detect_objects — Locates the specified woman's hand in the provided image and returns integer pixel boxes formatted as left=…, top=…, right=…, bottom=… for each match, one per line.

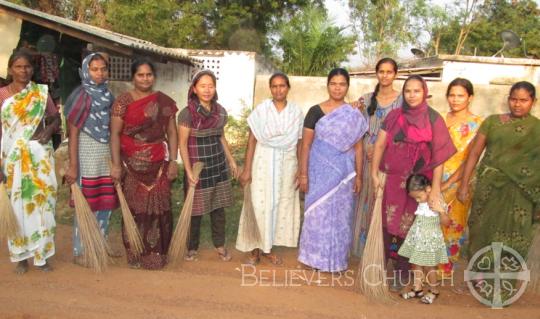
left=353, top=176, right=362, bottom=193
left=32, top=127, right=54, bottom=145
left=457, top=184, right=470, bottom=203
left=110, top=165, right=122, bottom=184
left=366, top=145, right=374, bottom=162
left=371, top=172, right=381, bottom=190
left=441, top=180, right=450, bottom=192
left=64, top=165, right=78, bottom=185
left=428, top=190, right=442, bottom=208
left=350, top=98, right=366, bottom=111
left=186, top=169, right=199, bottom=187
left=229, top=159, right=239, bottom=179
left=238, top=168, right=251, bottom=188
left=298, top=175, right=309, bottom=193
left=167, top=161, right=178, bottom=181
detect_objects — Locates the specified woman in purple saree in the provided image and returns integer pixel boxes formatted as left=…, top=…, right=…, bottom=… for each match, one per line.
left=298, top=68, right=368, bottom=272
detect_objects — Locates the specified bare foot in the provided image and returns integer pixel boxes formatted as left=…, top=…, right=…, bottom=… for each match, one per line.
left=14, top=260, right=28, bottom=275
left=37, top=261, right=53, bottom=272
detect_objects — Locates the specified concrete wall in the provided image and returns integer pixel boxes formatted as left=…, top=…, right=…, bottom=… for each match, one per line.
left=0, top=12, right=22, bottom=78
left=442, top=61, right=540, bottom=85
left=254, top=75, right=540, bottom=118
left=191, top=51, right=256, bottom=117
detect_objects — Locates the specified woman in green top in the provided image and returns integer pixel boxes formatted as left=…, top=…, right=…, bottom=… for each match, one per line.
left=458, top=81, right=539, bottom=258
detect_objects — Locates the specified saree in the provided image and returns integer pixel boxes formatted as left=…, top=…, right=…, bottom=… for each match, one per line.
left=113, top=91, right=177, bottom=269
left=379, top=78, right=456, bottom=274
left=64, top=53, right=118, bottom=256
left=298, top=104, right=367, bottom=272
left=236, top=99, right=303, bottom=253
left=439, top=113, right=482, bottom=276
left=468, top=114, right=540, bottom=258
left=0, top=82, right=57, bottom=266
left=352, top=93, right=402, bottom=257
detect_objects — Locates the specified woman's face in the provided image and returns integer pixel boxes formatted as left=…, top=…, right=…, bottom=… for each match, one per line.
left=403, top=79, right=425, bottom=107
left=270, top=76, right=289, bottom=103
left=8, top=57, right=33, bottom=84
left=508, top=88, right=535, bottom=118
left=327, top=74, right=348, bottom=101
left=88, top=58, right=108, bottom=85
left=132, top=64, right=155, bottom=92
left=193, top=74, right=216, bottom=105
left=447, top=85, right=472, bottom=113
left=376, top=62, right=397, bottom=87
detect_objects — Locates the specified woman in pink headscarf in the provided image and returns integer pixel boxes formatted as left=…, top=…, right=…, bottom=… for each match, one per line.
left=370, top=75, right=456, bottom=290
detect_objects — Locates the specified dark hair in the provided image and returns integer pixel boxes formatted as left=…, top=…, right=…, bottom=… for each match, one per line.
left=406, top=174, right=431, bottom=193
left=6, top=51, right=33, bottom=83
left=88, top=53, right=108, bottom=67
left=269, top=72, right=290, bottom=88
left=368, top=58, right=398, bottom=116
left=8, top=51, right=32, bottom=69
left=192, top=70, right=217, bottom=87
left=130, top=58, right=156, bottom=79
left=446, top=77, right=474, bottom=97
left=509, top=81, right=536, bottom=100
left=327, top=67, right=350, bottom=86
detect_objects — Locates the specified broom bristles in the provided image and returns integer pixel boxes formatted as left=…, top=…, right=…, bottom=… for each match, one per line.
left=168, top=162, right=205, bottom=266
left=0, top=182, right=20, bottom=239
left=356, top=172, right=396, bottom=303
left=71, top=183, right=111, bottom=272
left=527, top=226, right=540, bottom=294
left=239, top=183, right=262, bottom=245
left=115, top=184, right=144, bottom=257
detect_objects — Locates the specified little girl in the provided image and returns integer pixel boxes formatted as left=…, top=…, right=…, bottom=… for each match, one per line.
left=398, top=174, right=450, bottom=304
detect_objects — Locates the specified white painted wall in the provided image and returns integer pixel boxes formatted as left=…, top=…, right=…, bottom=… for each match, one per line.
left=0, top=12, right=22, bottom=78
left=441, top=61, right=540, bottom=85
left=191, top=51, right=256, bottom=117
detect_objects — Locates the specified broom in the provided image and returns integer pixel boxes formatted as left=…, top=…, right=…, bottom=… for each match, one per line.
left=0, top=182, right=20, bottom=239
left=527, top=225, right=540, bottom=294
left=168, top=162, right=205, bottom=266
left=115, top=183, right=144, bottom=258
left=238, top=182, right=262, bottom=245
left=356, top=172, right=396, bottom=303
left=71, top=183, right=111, bottom=272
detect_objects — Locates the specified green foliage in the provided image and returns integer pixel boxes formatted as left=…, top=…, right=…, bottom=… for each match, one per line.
left=348, top=0, right=416, bottom=63
left=276, top=5, right=356, bottom=76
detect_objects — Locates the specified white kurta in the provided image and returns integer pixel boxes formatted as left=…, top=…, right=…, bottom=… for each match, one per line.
left=236, top=99, right=303, bottom=253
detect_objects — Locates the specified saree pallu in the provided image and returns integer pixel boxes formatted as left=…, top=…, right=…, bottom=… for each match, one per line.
left=116, top=92, right=177, bottom=270
left=298, top=105, right=367, bottom=272
left=468, top=115, right=540, bottom=259
left=439, top=114, right=482, bottom=276
left=1, top=82, right=56, bottom=266
left=352, top=93, right=401, bottom=257
left=236, top=99, right=303, bottom=253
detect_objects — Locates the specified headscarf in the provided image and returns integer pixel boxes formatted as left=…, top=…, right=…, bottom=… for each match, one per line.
left=187, top=70, right=222, bottom=130
left=383, top=75, right=456, bottom=171
left=63, top=53, right=113, bottom=143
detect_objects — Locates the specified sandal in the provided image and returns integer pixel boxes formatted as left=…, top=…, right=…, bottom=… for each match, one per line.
left=184, top=250, right=199, bottom=262
left=245, top=249, right=260, bottom=265
left=401, top=288, right=424, bottom=300
left=262, top=253, right=283, bottom=266
left=216, top=247, right=232, bottom=262
left=420, top=290, right=439, bottom=304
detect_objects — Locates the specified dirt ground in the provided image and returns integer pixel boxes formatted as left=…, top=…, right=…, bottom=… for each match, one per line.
left=0, top=224, right=539, bottom=319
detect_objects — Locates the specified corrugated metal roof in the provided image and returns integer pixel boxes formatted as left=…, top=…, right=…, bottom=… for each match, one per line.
left=0, top=0, right=193, bottom=65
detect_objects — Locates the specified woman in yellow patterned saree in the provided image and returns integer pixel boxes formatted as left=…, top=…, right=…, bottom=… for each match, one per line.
left=439, top=78, right=482, bottom=277
left=0, top=52, right=60, bottom=274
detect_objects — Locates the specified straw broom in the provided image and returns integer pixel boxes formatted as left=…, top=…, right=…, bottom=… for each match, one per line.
left=115, top=183, right=144, bottom=257
left=356, top=172, right=396, bottom=303
left=238, top=182, right=262, bottom=245
left=168, top=162, right=205, bottom=266
left=527, top=225, right=540, bottom=294
left=0, top=182, right=20, bottom=239
left=71, top=183, right=111, bottom=272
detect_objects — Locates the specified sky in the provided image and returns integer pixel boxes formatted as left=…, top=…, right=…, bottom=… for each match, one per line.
left=324, top=0, right=540, bottom=67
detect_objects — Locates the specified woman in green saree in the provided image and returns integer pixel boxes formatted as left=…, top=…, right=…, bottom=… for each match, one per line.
left=458, top=81, right=539, bottom=259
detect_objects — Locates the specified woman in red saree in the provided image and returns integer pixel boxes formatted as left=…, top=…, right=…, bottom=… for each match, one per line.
left=110, top=59, right=178, bottom=270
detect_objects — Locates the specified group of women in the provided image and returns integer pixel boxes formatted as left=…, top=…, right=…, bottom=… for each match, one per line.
left=1, top=51, right=538, bottom=299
